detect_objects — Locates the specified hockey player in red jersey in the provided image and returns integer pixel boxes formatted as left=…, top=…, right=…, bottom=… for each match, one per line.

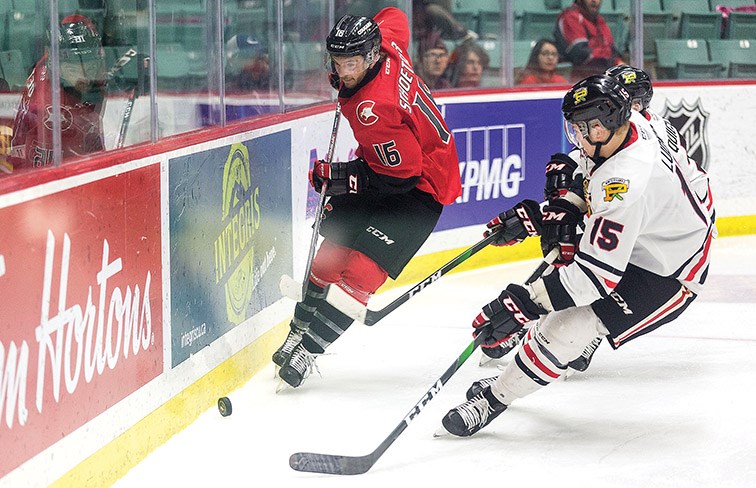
left=6, top=14, right=106, bottom=174
left=441, top=75, right=716, bottom=437
left=273, top=7, right=462, bottom=388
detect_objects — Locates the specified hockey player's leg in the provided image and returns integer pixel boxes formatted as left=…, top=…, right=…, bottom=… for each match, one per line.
left=272, top=280, right=326, bottom=367
left=278, top=247, right=387, bottom=388
left=443, top=306, right=608, bottom=436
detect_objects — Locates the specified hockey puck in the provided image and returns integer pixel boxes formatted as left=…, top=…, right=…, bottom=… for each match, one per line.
left=218, top=397, right=232, bottom=417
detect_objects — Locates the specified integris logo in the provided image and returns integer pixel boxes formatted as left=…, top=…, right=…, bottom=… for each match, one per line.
left=213, top=143, right=261, bottom=325
left=662, top=98, right=710, bottom=171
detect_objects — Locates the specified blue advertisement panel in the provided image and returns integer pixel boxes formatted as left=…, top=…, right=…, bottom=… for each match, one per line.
left=169, top=132, right=293, bottom=367
left=436, top=98, right=567, bottom=231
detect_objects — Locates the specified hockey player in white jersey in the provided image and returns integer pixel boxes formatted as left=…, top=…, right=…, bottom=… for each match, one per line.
left=441, top=74, right=717, bottom=437
left=606, top=64, right=713, bottom=215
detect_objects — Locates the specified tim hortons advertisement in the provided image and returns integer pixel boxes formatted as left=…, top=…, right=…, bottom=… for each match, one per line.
left=0, top=164, right=163, bottom=478
left=436, top=97, right=566, bottom=231
left=168, top=132, right=293, bottom=367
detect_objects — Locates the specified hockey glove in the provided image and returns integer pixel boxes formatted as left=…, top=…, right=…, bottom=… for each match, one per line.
left=544, top=153, right=580, bottom=201
left=309, top=158, right=370, bottom=196
left=484, top=199, right=543, bottom=246
left=472, top=284, right=545, bottom=357
left=540, top=198, right=582, bottom=266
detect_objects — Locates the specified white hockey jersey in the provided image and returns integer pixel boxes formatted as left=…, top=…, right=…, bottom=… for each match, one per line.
left=534, top=111, right=716, bottom=311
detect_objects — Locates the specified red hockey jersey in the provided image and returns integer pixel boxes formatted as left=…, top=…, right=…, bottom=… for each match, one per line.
left=8, top=53, right=105, bottom=172
left=338, top=7, right=461, bottom=205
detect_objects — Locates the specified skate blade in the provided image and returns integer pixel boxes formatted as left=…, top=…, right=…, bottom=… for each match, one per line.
left=433, top=427, right=451, bottom=438
left=275, top=378, right=292, bottom=394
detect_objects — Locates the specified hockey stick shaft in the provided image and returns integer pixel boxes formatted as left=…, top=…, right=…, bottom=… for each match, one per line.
left=105, top=48, right=137, bottom=81
left=289, top=250, right=556, bottom=475
left=116, top=88, right=136, bottom=149
left=325, top=231, right=500, bottom=326
left=301, top=103, right=341, bottom=299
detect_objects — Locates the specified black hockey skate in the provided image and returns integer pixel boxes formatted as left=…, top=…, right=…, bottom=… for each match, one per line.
left=567, top=337, right=602, bottom=372
left=278, top=342, right=318, bottom=388
left=272, top=328, right=304, bottom=367
left=465, top=376, right=498, bottom=400
left=442, top=386, right=508, bottom=437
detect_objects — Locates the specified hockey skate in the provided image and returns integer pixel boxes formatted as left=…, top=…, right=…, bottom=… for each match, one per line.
left=272, top=328, right=304, bottom=368
left=465, top=375, right=498, bottom=400
left=441, top=386, right=508, bottom=437
left=567, top=337, right=602, bottom=373
left=277, top=342, right=319, bottom=390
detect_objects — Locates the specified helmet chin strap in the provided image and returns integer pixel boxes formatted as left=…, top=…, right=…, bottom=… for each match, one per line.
left=586, top=130, right=615, bottom=160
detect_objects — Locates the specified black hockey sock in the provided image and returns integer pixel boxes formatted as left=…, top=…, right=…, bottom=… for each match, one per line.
left=302, top=299, right=355, bottom=354
left=291, top=281, right=327, bottom=332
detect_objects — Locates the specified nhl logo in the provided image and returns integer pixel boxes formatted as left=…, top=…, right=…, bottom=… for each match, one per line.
left=661, top=98, right=710, bottom=171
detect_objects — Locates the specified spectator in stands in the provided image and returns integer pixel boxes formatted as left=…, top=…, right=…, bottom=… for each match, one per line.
left=447, top=41, right=489, bottom=88
left=413, top=0, right=478, bottom=45
left=226, top=34, right=271, bottom=92
left=415, top=31, right=452, bottom=90
left=554, top=0, right=623, bottom=81
left=516, top=39, right=569, bottom=85
left=7, top=14, right=106, bottom=173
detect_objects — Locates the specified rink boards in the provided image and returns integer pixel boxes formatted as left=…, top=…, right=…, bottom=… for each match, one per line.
left=0, top=81, right=755, bottom=486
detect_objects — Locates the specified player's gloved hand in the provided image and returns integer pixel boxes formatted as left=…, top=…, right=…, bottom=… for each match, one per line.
left=472, top=284, right=546, bottom=357
left=540, top=198, right=582, bottom=266
left=309, top=158, right=369, bottom=196
left=544, top=153, right=580, bottom=200
left=484, top=199, right=542, bottom=246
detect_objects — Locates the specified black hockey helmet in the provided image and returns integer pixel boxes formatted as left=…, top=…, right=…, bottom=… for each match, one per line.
left=326, top=14, right=382, bottom=64
left=605, top=64, right=653, bottom=112
left=562, top=74, right=631, bottom=132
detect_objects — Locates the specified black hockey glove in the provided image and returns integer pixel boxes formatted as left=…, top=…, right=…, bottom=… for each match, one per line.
left=541, top=198, right=582, bottom=266
left=544, top=152, right=580, bottom=201
left=309, top=158, right=370, bottom=196
left=472, top=284, right=546, bottom=357
left=484, top=199, right=542, bottom=246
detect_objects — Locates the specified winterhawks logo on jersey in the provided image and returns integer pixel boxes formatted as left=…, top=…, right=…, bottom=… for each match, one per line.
left=602, top=177, right=629, bottom=202
left=661, top=98, right=710, bottom=171
left=357, top=100, right=379, bottom=126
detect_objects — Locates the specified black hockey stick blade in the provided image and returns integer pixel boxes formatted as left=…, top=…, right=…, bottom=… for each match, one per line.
left=289, top=452, right=374, bottom=476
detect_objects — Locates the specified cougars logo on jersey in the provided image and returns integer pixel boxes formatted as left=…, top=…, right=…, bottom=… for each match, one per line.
left=357, top=100, right=379, bottom=126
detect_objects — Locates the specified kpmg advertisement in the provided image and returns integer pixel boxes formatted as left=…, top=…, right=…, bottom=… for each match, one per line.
left=169, top=132, right=293, bottom=367
left=436, top=97, right=566, bottom=231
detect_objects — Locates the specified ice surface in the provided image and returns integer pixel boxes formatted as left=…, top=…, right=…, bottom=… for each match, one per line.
left=115, top=235, right=756, bottom=488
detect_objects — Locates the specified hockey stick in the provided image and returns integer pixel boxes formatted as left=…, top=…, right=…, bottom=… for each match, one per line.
left=105, top=48, right=137, bottom=81
left=324, top=231, right=501, bottom=325
left=300, top=103, right=341, bottom=299
left=116, top=87, right=136, bottom=149
left=289, top=250, right=557, bottom=475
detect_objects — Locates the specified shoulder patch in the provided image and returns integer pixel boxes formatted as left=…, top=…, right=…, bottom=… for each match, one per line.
left=602, top=177, right=629, bottom=202
left=356, top=100, right=379, bottom=126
